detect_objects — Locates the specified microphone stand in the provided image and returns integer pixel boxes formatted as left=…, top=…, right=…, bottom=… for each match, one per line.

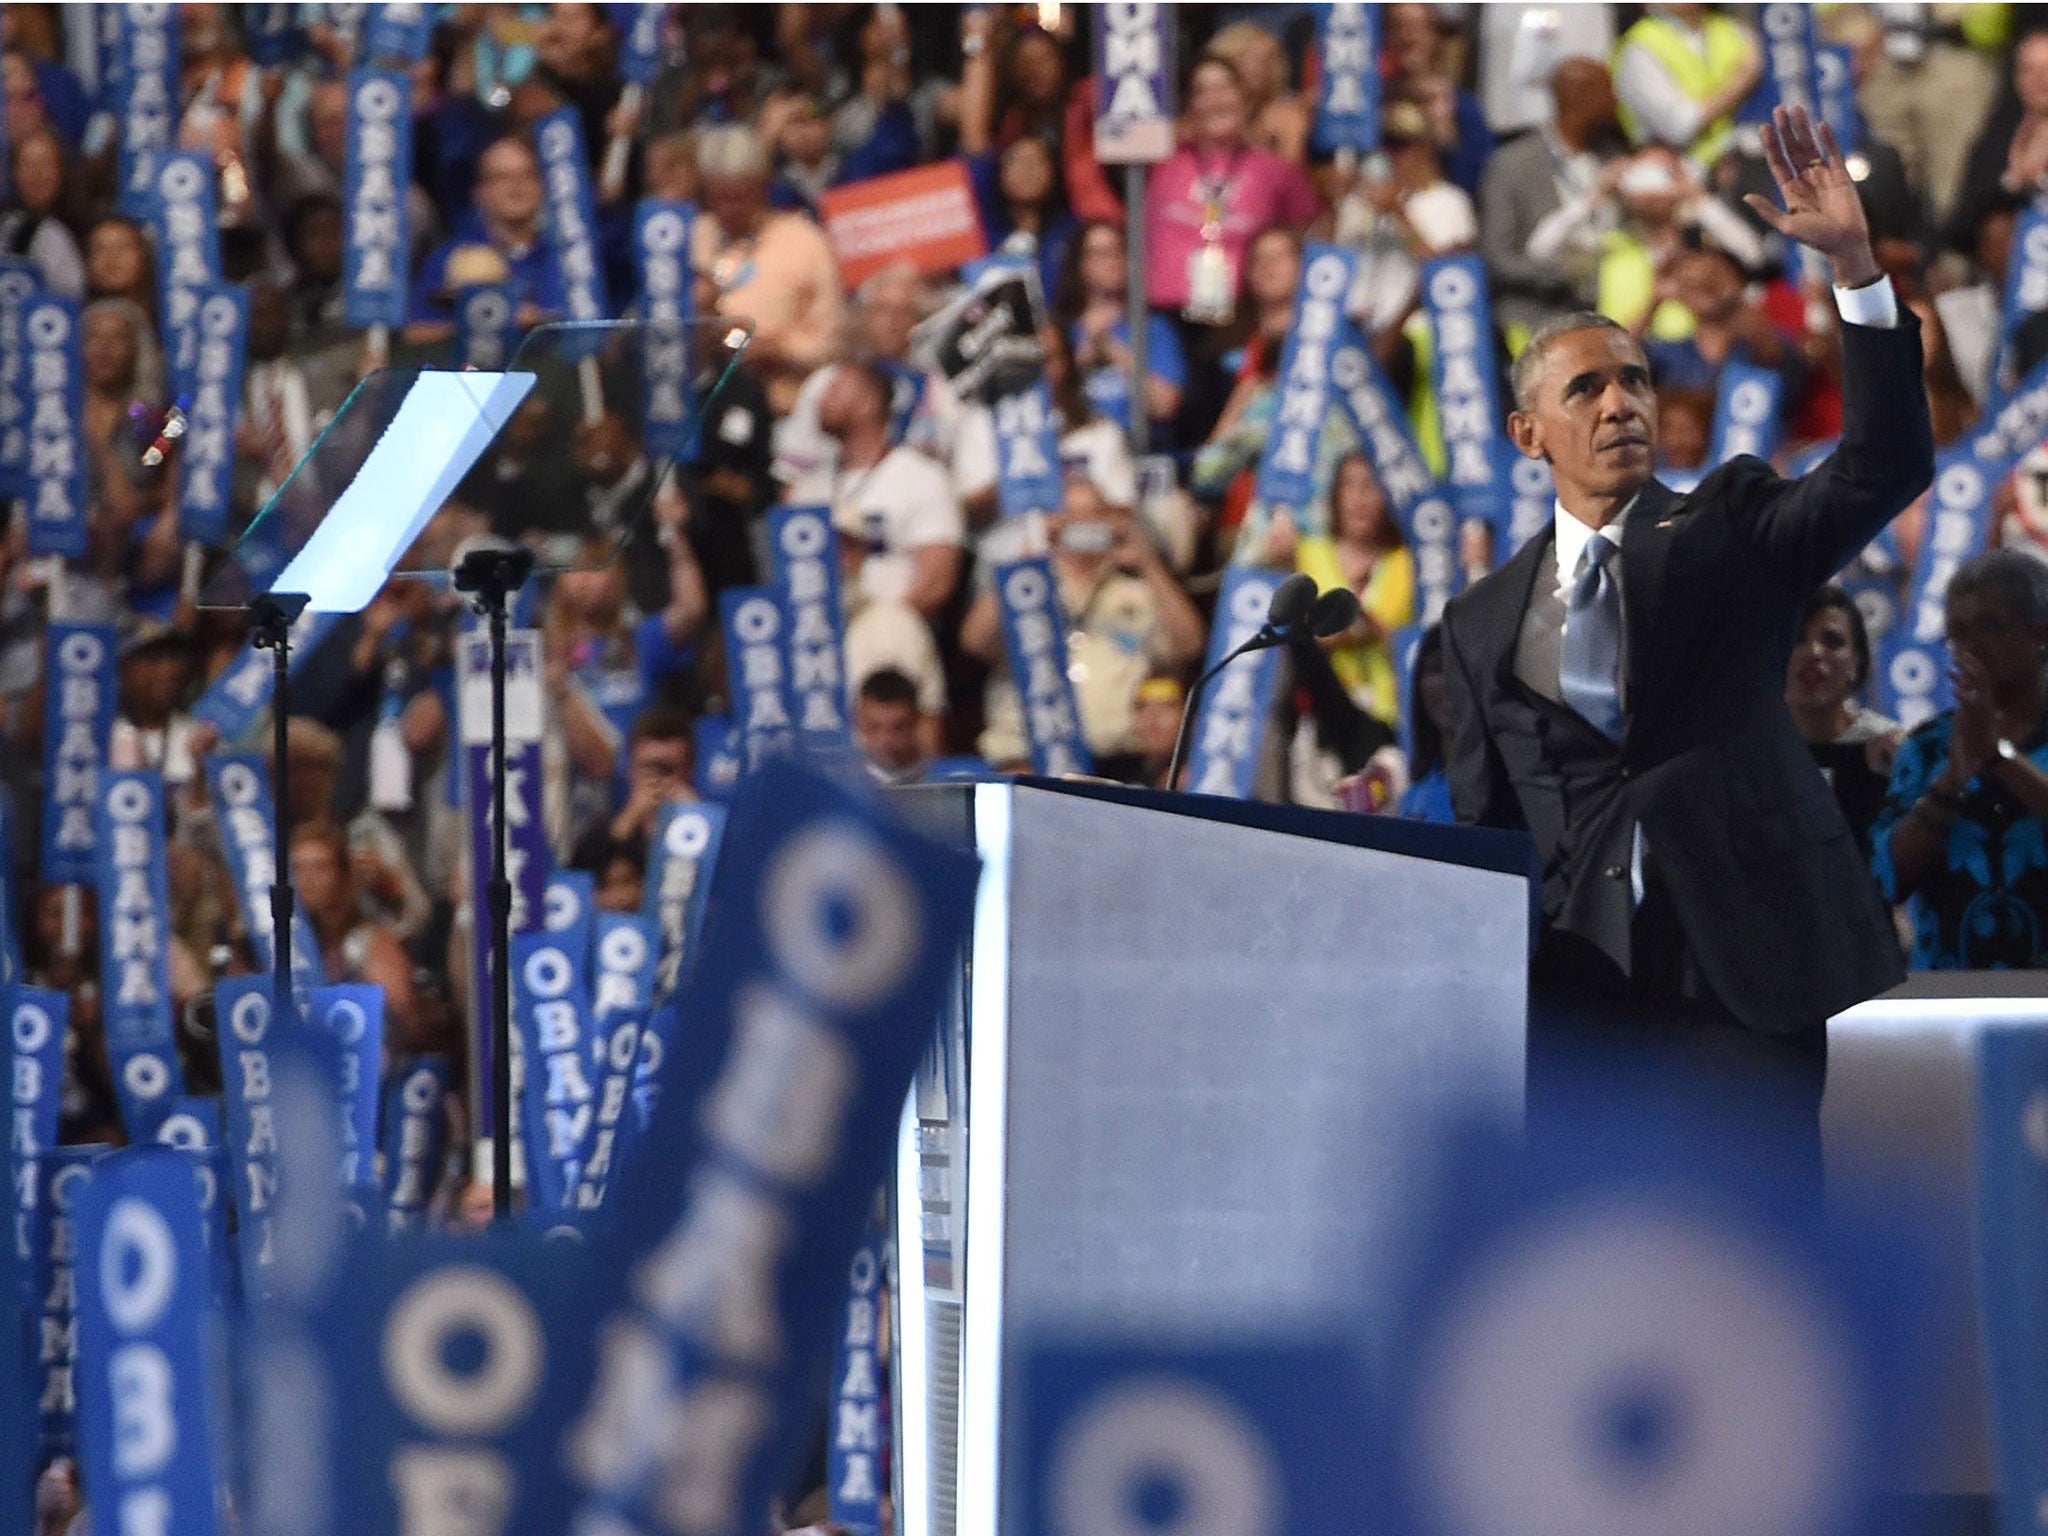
left=247, top=590, right=309, bottom=1022
left=452, top=543, right=537, bottom=1225
left=1165, top=626, right=1284, bottom=792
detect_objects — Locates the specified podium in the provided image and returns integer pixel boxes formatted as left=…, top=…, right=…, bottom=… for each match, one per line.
left=885, top=779, right=1536, bottom=1536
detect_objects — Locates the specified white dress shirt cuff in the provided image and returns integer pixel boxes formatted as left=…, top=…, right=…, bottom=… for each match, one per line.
left=1833, top=274, right=1899, bottom=329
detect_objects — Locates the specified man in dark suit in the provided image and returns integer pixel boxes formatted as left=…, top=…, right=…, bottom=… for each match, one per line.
left=1440, top=108, right=1935, bottom=1159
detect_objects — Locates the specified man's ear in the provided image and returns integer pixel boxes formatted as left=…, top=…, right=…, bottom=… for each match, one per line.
left=1507, top=410, right=1547, bottom=462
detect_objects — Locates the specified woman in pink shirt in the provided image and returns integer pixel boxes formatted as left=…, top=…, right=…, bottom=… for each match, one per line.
left=1144, top=55, right=1321, bottom=324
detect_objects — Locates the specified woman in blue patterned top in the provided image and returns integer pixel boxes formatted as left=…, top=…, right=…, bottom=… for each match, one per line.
left=1874, top=551, right=2048, bottom=969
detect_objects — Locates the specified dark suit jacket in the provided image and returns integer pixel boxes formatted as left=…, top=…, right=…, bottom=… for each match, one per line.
left=1440, top=315, right=1935, bottom=1035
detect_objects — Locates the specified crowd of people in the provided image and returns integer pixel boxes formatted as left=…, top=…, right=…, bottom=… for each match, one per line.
left=5, top=1, right=2048, bottom=1208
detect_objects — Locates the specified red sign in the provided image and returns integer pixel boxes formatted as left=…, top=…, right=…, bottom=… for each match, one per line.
left=820, top=161, right=987, bottom=288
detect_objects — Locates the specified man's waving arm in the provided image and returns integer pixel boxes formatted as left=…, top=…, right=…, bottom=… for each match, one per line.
left=1733, top=107, right=1936, bottom=588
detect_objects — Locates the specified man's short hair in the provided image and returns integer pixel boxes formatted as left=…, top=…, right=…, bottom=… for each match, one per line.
left=1512, top=311, right=1633, bottom=413
left=1949, top=549, right=2048, bottom=634
left=858, top=667, right=920, bottom=709
left=696, top=124, right=770, bottom=182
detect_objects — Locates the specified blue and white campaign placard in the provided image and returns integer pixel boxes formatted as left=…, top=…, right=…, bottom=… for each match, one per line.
left=616, top=2, right=666, bottom=85
left=343, top=67, right=414, bottom=330
left=722, top=587, right=800, bottom=772
left=1255, top=242, right=1358, bottom=517
left=176, top=283, right=248, bottom=545
left=994, top=380, right=1066, bottom=519
left=95, top=771, right=186, bottom=1139
left=23, top=293, right=86, bottom=558
left=148, top=151, right=223, bottom=394
left=190, top=607, right=342, bottom=742
left=513, top=929, right=596, bottom=1212
left=1312, top=2, right=1381, bottom=155
left=0, top=258, right=42, bottom=494
left=1384, top=1109, right=1932, bottom=1536
left=463, top=739, right=547, bottom=1142
left=203, top=755, right=324, bottom=994
left=1092, top=2, right=1175, bottom=164
left=1708, top=359, right=1785, bottom=468
left=40, top=622, right=117, bottom=885
left=455, top=281, right=520, bottom=370
left=214, top=977, right=285, bottom=1288
left=570, top=1006, right=644, bottom=1211
left=1184, top=568, right=1287, bottom=799
left=644, top=800, right=726, bottom=997
left=636, top=199, right=696, bottom=458
left=150, top=1098, right=233, bottom=1305
left=1010, top=1340, right=1371, bottom=1536
left=1331, top=324, right=1462, bottom=621
left=1421, top=254, right=1513, bottom=544
left=537, top=107, right=610, bottom=322
left=246, top=5, right=303, bottom=67
left=631, top=999, right=679, bottom=1132
left=73, top=1150, right=226, bottom=1536
left=561, top=762, right=980, bottom=1536
left=994, top=558, right=1093, bottom=777
left=591, top=913, right=659, bottom=1024
left=113, top=5, right=178, bottom=218
left=1975, top=1027, right=2048, bottom=1531
left=1815, top=45, right=1862, bottom=153
left=1507, top=452, right=1556, bottom=555
left=769, top=505, right=854, bottom=759
left=9, top=986, right=67, bottom=1301
left=1738, top=1, right=1820, bottom=123
left=363, top=1, right=431, bottom=63
left=1884, top=353, right=2048, bottom=725
left=828, top=1213, right=887, bottom=1536
left=34, top=1145, right=108, bottom=1453
left=309, top=985, right=384, bottom=1191
left=545, top=869, right=596, bottom=970
left=2001, top=202, right=2048, bottom=385
left=381, top=1055, right=451, bottom=1232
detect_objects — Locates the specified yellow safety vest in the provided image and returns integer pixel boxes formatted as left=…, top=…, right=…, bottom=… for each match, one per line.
left=1614, top=11, right=1752, bottom=168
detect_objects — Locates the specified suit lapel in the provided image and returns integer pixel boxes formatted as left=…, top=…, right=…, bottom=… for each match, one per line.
left=1620, top=479, right=1685, bottom=721
left=1481, top=522, right=1556, bottom=691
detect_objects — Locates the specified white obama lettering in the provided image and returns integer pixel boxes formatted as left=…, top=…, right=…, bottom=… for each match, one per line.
left=383, top=1266, right=544, bottom=1533
left=778, top=512, right=847, bottom=736
left=27, top=302, right=80, bottom=538
left=1000, top=565, right=1087, bottom=775
left=1100, top=5, right=1165, bottom=124
left=348, top=76, right=407, bottom=301
left=1193, top=580, right=1280, bottom=794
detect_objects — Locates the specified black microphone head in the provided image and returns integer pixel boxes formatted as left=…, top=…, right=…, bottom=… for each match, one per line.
left=1266, top=572, right=1319, bottom=630
left=1305, top=587, right=1363, bottom=638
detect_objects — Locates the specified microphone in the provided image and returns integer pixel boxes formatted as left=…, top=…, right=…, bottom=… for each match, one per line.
left=1164, top=575, right=1344, bottom=791
left=1300, top=587, right=1362, bottom=641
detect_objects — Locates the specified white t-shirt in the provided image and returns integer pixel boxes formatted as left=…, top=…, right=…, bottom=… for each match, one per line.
left=832, top=445, right=965, bottom=609
left=952, top=406, right=1140, bottom=510
left=773, top=361, right=965, bottom=505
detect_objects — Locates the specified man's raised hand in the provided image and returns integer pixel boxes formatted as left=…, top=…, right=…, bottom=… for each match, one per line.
left=1742, top=104, right=1879, bottom=288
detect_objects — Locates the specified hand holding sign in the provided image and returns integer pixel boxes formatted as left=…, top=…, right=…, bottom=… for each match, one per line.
left=1744, top=105, right=1878, bottom=288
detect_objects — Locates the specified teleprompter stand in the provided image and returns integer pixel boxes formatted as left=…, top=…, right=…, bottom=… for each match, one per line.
left=247, top=590, right=310, bottom=1020
left=452, top=542, right=538, bottom=1224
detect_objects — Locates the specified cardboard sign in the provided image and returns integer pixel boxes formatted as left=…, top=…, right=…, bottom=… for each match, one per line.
left=820, top=161, right=987, bottom=288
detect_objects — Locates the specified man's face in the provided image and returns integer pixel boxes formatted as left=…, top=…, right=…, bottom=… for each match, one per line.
left=537, top=4, right=610, bottom=81
left=856, top=697, right=922, bottom=773
left=860, top=280, right=920, bottom=360
left=628, top=735, right=695, bottom=807
left=478, top=143, right=544, bottom=229
left=1509, top=327, right=1658, bottom=502
left=1672, top=251, right=1741, bottom=325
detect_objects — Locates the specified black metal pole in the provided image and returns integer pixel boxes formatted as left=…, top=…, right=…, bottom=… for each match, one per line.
left=248, top=592, right=309, bottom=1020
left=452, top=544, right=535, bottom=1225
left=487, top=588, right=513, bottom=1223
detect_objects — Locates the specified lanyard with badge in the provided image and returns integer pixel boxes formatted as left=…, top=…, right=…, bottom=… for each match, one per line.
left=1184, top=150, right=1244, bottom=325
